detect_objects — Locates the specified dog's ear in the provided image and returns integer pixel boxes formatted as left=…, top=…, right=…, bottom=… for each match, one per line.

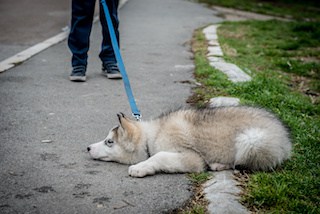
left=117, top=112, right=135, bottom=133
left=117, top=112, right=125, bottom=125
left=115, top=113, right=140, bottom=152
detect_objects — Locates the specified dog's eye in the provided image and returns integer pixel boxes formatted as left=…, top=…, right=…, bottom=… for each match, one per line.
left=104, top=139, right=114, bottom=147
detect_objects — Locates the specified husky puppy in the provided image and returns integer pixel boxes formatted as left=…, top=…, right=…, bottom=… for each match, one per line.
left=87, top=107, right=291, bottom=177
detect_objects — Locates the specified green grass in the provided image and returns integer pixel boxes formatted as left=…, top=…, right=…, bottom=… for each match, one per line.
left=191, top=20, right=320, bottom=213
left=188, top=172, right=212, bottom=185
left=197, top=0, right=320, bottom=21
left=219, top=20, right=320, bottom=95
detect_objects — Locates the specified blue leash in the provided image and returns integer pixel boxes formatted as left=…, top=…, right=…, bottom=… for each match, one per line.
left=100, top=0, right=141, bottom=121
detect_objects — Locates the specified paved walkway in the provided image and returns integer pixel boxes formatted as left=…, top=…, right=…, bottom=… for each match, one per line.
left=0, top=0, right=222, bottom=213
left=0, top=0, right=70, bottom=61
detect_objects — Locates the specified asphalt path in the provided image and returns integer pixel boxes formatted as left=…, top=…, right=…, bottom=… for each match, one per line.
left=0, top=0, right=222, bottom=213
left=0, top=0, right=72, bottom=61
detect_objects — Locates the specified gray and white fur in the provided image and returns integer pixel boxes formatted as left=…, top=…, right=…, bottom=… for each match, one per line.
left=87, top=106, right=291, bottom=177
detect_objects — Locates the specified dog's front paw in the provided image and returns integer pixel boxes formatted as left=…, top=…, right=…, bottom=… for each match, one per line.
left=128, top=163, right=155, bottom=178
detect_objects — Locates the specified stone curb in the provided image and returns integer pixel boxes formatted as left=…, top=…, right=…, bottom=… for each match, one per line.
left=209, top=97, right=240, bottom=108
left=205, top=171, right=248, bottom=214
left=202, top=25, right=251, bottom=83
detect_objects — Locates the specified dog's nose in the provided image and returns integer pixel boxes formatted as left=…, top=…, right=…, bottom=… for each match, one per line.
left=87, top=147, right=91, bottom=152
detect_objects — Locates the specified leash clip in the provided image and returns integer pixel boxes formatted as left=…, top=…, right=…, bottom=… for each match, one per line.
left=133, top=113, right=142, bottom=121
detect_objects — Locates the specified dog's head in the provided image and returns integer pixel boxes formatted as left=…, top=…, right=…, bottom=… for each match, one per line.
left=87, top=113, right=147, bottom=164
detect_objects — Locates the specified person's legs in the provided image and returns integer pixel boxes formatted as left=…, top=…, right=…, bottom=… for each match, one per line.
left=68, top=0, right=96, bottom=81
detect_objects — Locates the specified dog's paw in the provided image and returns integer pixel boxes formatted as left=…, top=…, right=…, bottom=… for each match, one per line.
left=128, top=163, right=155, bottom=178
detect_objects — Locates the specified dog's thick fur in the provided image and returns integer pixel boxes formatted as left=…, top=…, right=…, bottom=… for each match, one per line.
left=87, top=106, right=291, bottom=177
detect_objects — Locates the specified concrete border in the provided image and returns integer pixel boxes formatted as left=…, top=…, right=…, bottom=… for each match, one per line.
left=0, top=0, right=129, bottom=73
left=202, top=24, right=251, bottom=83
left=205, top=171, right=248, bottom=214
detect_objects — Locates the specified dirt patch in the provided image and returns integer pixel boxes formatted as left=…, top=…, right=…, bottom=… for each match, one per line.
left=167, top=183, right=209, bottom=214
left=212, top=6, right=292, bottom=22
left=290, top=75, right=320, bottom=104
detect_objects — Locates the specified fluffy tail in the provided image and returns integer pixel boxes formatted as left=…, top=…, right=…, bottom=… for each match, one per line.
left=234, top=128, right=291, bottom=171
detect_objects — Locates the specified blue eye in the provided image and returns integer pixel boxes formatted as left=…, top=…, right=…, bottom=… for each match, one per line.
left=104, top=139, right=114, bottom=147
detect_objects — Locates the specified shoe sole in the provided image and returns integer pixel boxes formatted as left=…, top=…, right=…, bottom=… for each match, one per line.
left=102, top=72, right=122, bottom=79
left=69, top=76, right=86, bottom=82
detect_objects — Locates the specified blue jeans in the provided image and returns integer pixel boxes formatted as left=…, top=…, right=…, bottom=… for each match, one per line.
left=68, top=0, right=119, bottom=68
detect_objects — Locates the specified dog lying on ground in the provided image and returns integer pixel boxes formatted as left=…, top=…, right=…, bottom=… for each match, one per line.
left=87, top=106, right=291, bottom=177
